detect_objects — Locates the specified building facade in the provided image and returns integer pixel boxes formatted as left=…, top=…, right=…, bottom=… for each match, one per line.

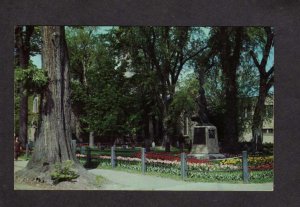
left=180, top=95, right=274, bottom=144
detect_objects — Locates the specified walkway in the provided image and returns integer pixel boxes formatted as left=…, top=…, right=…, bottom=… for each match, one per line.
left=88, top=168, right=273, bottom=191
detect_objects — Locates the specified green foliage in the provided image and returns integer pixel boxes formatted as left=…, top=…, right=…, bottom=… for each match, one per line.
left=50, top=160, right=79, bottom=184
left=15, top=64, right=48, bottom=94
left=64, top=26, right=274, bottom=147
left=66, top=27, right=143, bottom=140
left=171, top=74, right=199, bottom=116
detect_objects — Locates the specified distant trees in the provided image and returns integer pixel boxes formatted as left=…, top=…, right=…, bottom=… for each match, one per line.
left=108, top=27, right=207, bottom=151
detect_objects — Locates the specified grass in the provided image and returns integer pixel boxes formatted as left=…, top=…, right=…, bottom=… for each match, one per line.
left=17, top=153, right=31, bottom=161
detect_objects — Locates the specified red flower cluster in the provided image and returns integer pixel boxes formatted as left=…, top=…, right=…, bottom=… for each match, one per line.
left=249, top=163, right=273, bottom=171
left=133, top=152, right=209, bottom=164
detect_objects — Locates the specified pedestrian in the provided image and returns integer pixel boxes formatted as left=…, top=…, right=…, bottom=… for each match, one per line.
left=14, top=136, right=22, bottom=161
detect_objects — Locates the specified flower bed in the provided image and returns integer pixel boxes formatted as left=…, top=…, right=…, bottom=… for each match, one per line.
left=76, top=153, right=273, bottom=182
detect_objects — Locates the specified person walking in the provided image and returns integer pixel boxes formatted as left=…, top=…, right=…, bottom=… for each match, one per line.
left=14, top=136, right=22, bottom=161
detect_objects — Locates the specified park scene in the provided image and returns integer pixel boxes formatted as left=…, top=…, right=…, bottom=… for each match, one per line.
left=14, top=26, right=274, bottom=190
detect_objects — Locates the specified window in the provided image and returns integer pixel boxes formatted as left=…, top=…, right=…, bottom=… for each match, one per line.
left=263, top=128, right=274, bottom=135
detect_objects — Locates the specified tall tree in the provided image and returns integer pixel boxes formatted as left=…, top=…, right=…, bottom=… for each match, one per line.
left=16, top=26, right=85, bottom=183
left=208, top=27, right=244, bottom=150
left=15, top=26, right=34, bottom=146
left=249, top=27, right=274, bottom=151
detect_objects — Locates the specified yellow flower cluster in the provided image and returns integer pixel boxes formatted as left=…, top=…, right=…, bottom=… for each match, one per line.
left=220, top=158, right=241, bottom=165
left=220, top=156, right=273, bottom=166
left=248, top=156, right=273, bottom=165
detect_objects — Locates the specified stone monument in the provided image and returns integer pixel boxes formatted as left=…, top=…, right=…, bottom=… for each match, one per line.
left=189, top=125, right=225, bottom=159
left=188, top=81, right=225, bottom=159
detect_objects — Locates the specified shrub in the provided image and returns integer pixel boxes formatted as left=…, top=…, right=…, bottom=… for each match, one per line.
left=51, top=160, right=79, bottom=184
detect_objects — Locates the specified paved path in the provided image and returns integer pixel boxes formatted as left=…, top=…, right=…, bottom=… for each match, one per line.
left=88, top=168, right=273, bottom=191
left=14, top=160, right=273, bottom=191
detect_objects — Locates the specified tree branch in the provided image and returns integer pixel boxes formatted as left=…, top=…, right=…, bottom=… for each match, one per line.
left=250, top=50, right=265, bottom=75
left=266, top=75, right=274, bottom=92
left=267, top=65, right=274, bottom=77
left=182, top=45, right=208, bottom=65
left=261, top=27, right=274, bottom=69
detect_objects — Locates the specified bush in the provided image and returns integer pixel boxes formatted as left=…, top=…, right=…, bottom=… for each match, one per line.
left=262, top=143, right=273, bottom=155
left=51, top=160, right=79, bottom=184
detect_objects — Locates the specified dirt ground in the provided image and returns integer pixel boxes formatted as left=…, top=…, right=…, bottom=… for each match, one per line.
left=14, top=160, right=106, bottom=190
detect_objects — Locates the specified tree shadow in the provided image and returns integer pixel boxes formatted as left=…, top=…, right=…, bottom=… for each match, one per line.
left=83, top=159, right=101, bottom=169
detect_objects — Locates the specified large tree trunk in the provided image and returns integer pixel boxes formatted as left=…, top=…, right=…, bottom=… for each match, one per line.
left=220, top=28, right=243, bottom=151
left=16, top=26, right=89, bottom=184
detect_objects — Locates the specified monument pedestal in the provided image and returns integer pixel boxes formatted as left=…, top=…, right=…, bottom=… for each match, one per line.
left=189, top=125, right=225, bottom=160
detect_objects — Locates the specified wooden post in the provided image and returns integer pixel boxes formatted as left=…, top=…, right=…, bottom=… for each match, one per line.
left=111, top=146, right=116, bottom=168
left=89, top=131, right=94, bottom=147
left=141, top=148, right=146, bottom=174
left=181, top=152, right=187, bottom=180
left=87, top=147, right=91, bottom=167
left=242, top=151, right=249, bottom=183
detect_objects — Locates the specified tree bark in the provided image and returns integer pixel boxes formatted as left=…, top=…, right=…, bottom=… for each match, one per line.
left=16, top=26, right=84, bottom=184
